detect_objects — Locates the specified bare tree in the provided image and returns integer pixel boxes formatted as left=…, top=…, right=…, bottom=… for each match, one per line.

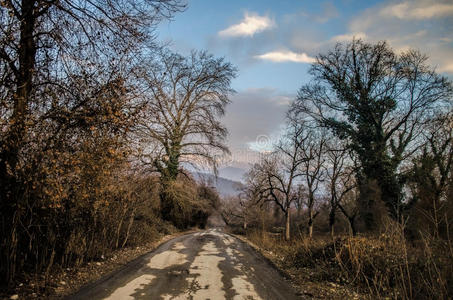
left=299, top=130, right=327, bottom=238
left=135, top=50, right=236, bottom=181
left=247, top=121, right=309, bottom=240
left=324, top=136, right=356, bottom=237
left=134, top=50, right=236, bottom=221
left=293, top=183, right=306, bottom=219
left=291, top=39, right=453, bottom=230
left=337, top=187, right=360, bottom=236
left=221, top=188, right=258, bottom=231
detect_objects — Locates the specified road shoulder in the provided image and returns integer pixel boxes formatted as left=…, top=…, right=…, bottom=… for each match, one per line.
left=230, top=233, right=362, bottom=299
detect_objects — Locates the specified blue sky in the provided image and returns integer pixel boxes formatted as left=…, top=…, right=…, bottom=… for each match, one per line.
left=158, top=0, right=453, bottom=167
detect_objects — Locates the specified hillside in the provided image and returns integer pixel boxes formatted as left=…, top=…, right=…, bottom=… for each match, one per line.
left=192, top=172, right=243, bottom=198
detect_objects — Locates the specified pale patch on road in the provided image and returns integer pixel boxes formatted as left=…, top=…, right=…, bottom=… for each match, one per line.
left=226, top=247, right=235, bottom=259
left=188, top=241, right=226, bottom=299
left=172, top=242, right=185, bottom=250
left=147, top=244, right=187, bottom=269
left=170, top=240, right=226, bottom=299
left=223, top=235, right=235, bottom=246
left=204, top=229, right=234, bottom=246
left=174, top=231, right=262, bottom=300
left=203, top=228, right=224, bottom=238
left=234, top=263, right=244, bottom=272
left=103, top=274, right=155, bottom=300
left=161, top=293, right=186, bottom=300
left=232, top=276, right=263, bottom=300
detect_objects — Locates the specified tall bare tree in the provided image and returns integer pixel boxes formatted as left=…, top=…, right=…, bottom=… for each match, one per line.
left=136, top=50, right=236, bottom=181
left=324, top=136, right=356, bottom=237
left=299, top=130, right=326, bottom=238
left=134, top=50, right=236, bottom=221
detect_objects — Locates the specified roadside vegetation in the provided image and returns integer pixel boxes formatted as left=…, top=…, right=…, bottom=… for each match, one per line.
left=223, top=40, right=453, bottom=299
left=0, top=0, right=232, bottom=297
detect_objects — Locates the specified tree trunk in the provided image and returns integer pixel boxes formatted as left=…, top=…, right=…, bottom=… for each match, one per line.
left=122, top=207, right=137, bottom=248
left=307, top=205, right=314, bottom=238
left=115, top=211, right=125, bottom=249
left=7, top=218, right=18, bottom=286
left=160, top=180, right=173, bottom=222
left=285, top=210, right=290, bottom=241
left=0, top=1, right=37, bottom=285
left=7, top=0, right=37, bottom=169
left=329, top=207, right=335, bottom=239
left=338, top=204, right=357, bottom=237
left=45, top=247, right=56, bottom=281
left=349, top=216, right=357, bottom=236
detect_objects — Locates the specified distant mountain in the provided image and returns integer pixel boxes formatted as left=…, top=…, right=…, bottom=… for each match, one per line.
left=193, top=172, right=243, bottom=198
left=217, top=166, right=247, bottom=183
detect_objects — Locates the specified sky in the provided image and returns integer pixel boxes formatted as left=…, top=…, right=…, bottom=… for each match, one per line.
left=158, top=0, right=453, bottom=170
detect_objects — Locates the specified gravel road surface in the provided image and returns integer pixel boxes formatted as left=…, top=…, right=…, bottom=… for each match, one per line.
left=67, top=229, right=301, bottom=300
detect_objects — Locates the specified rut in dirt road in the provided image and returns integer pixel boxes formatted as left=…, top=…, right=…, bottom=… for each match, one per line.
left=68, top=229, right=301, bottom=300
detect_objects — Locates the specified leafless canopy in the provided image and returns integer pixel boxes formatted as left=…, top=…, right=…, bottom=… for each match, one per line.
left=291, top=40, right=452, bottom=163
left=245, top=120, right=311, bottom=240
left=135, top=50, right=237, bottom=180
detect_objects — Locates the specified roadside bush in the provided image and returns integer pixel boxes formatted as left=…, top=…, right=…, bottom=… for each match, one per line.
left=161, top=177, right=218, bottom=229
left=244, top=222, right=452, bottom=299
left=335, top=221, right=453, bottom=299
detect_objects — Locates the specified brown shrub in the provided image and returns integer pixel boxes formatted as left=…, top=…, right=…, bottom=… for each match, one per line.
left=246, top=221, right=453, bottom=299
left=335, top=220, right=453, bottom=299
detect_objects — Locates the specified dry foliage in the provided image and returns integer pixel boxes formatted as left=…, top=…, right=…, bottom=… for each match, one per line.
left=244, top=219, right=453, bottom=299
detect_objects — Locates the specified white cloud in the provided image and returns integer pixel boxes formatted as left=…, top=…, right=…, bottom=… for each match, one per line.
left=381, top=1, right=453, bottom=20
left=255, top=50, right=316, bottom=63
left=351, top=1, right=453, bottom=32
left=218, top=12, right=275, bottom=37
left=344, top=0, right=453, bottom=74
left=331, top=32, right=367, bottom=42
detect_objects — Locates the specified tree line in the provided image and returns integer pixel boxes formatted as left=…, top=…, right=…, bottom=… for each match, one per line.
left=223, top=40, right=453, bottom=242
left=0, top=0, right=236, bottom=287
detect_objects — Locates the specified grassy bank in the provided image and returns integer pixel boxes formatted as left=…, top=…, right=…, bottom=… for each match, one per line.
left=237, top=223, right=453, bottom=299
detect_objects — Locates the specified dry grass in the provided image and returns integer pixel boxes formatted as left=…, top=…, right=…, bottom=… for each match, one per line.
left=334, top=221, right=453, bottom=299
left=243, top=221, right=453, bottom=299
left=244, top=230, right=360, bottom=299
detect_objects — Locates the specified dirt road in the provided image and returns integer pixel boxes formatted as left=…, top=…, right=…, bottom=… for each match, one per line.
left=67, top=228, right=301, bottom=299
